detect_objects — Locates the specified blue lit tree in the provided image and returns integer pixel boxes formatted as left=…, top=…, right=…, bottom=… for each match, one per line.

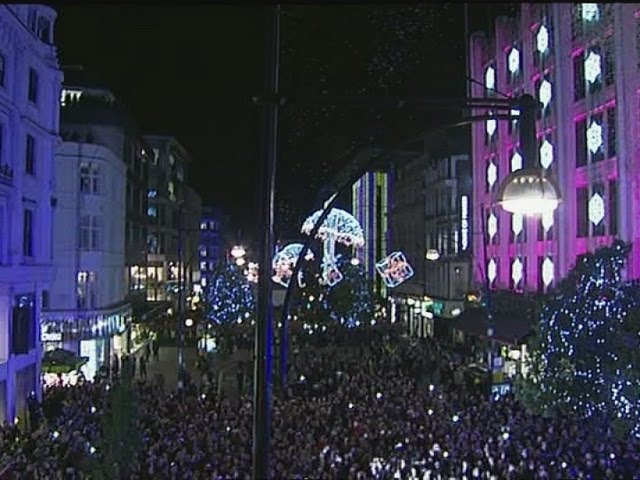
left=205, top=261, right=256, bottom=325
left=520, top=241, right=640, bottom=437
left=326, top=257, right=374, bottom=327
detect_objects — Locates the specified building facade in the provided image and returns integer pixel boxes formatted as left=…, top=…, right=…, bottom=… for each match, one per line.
left=423, top=135, right=473, bottom=319
left=470, top=3, right=640, bottom=293
left=351, top=170, right=390, bottom=299
left=144, top=135, right=200, bottom=305
left=0, top=4, right=62, bottom=422
left=42, top=142, right=130, bottom=381
left=199, top=205, right=227, bottom=288
left=58, top=85, right=151, bottom=310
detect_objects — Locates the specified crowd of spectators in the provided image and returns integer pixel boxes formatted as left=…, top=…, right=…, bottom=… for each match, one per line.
left=1, top=326, right=639, bottom=479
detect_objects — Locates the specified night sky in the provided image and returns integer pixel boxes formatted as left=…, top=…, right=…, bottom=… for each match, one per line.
left=54, top=4, right=516, bottom=240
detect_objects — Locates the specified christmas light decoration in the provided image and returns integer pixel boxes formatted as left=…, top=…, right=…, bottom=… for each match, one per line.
left=582, top=3, right=600, bottom=22
left=327, top=257, right=373, bottom=327
left=542, top=257, right=554, bottom=287
left=539, top=79, right=552, bottom=109
left=520, top=241, right=640, bottom=438
left=540, top=138, right=554, bottom=169
left=587, top=120, right=603, bottom=154
left=487, top=258, right=498, bottom=283
left=486, top=117, right=497, bottom=137
left=536, top=25, right=549, bottom=54
left=487, top=212, right=498, bottom=239
left=485, top=65, right=496, bottom=91
left=271, top=243, right=314, bottom=288
left=205, top=261, right=255, bottom=324
left=511, top=151, right=522, bottom=172
left=486, top=161, right=497, bottom=189
left=508, top=47, right=520, bottom=74
left=584, top=50, right=602, bottom=84
left=511, top=257, right=523, bottom=285
left=589, top=192, right=605, bottom=225
left=511, top=212, right=523, bottom=236
left=375, top=251, right=414, bottom=288
left=301, top=208, right=364, bottom=287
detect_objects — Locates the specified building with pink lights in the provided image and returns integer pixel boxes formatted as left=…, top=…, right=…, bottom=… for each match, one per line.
left=470, top=3, right=640, bottom=293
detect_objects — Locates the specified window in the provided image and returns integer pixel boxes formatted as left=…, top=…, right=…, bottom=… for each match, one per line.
left=23, top=209, right=33, bottom=257
left=79, top=215, right=101, bottom=251
left=37, top=17, right=51, bottom=44
left=585, top=46, right=602, bottom=95
left=604, top=38, right=615, bottom=86
left=76, top=271, right=98, bottom=309
left=575, top=118, right=587, bottom=167
left=147, top=206, right=157, bottom=217
left=538, top=210, right=554, bottom=241
left=79, top=162, right=99, bottom=194
left=590, top=183, right=606, bottom=237
left=577, top=187, right=589, bottom=237
left=510, top=212, right=526, bottom=244
left=28, top=68, right=38, bottom=103
left=510, top=257, right=525, bottom=291
left=573, top=53, right=586, bottom=101
left=12, top=294, right=35, bottom=354
left=0, top=52, right=5, bottom=87
left=27, top=8, right=37, bottom=32
left=25, top=134, right=35, bottom=175
left=147, top=189, right=157, bottom=198
left=588, top=114, right=604, bottom=163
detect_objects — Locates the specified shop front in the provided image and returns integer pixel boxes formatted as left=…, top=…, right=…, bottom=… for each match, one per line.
left=41, top=303, right=132, bottom=383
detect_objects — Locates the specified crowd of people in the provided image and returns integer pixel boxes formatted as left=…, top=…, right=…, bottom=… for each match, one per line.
left=1, top=325, right=639, bottom=479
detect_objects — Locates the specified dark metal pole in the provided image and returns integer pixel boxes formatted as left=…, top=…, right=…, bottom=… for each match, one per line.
left=518, top=93, right=539, bottom=169
left=253, top=4, right=280, bottom=479
left=480, top=202, right=494, bottom=392
left=177, top=202, right=185, bottom=390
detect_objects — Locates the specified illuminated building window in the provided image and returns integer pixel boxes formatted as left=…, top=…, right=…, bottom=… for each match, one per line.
left=511, top=212, right=524, bottom=240
left=587, top=119, right=603, bottom=155
left=77, top=271, right=98, bottom=309
left=541, top=209, right=554, bottom=232
left=508, top=47, right=520, bottom=75
left=538, top=78, right=552, bottom=110
left=460, top=195, right=469, bottom=251
left=147, top=206, right=157, bottom=217
left=200, top=221, right=207, bottom=230
left=486, top=117, right=497, bottom=137
left=147, top=189, right=157, bottom=198
left=487, top=212, right=498, bottom=240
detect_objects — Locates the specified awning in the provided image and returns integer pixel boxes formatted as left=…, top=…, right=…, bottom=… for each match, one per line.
left=452, top=307, right=533, bottom=345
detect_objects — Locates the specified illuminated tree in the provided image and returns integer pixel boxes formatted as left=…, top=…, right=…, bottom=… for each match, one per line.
left=326, top=257, right=374, bottom=327
left=520, top=241, right=640, bottom=437
left=205, top=261, right=256, bottom=325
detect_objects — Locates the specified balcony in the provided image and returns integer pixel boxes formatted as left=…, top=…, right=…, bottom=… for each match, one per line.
left=0, top=163, right=13, bottom=186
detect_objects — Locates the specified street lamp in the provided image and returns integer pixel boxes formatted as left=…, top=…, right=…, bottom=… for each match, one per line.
left=231, top=245, right=247, bottom=259
left=425, top=249, right=441, bottom=261
left=498, top=168, right=561, bottom=215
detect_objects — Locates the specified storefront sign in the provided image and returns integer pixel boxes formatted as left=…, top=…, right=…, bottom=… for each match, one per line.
left=42, top=332, right=62, bottom=342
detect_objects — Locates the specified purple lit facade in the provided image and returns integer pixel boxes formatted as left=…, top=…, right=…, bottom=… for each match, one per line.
left=0, top=5, right=62, bottom=423
left=470, top=3, right=640, bottom=293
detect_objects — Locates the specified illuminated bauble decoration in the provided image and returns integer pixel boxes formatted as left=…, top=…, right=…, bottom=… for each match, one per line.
left=271, top=243, right=314, bottom=288
left=508, top=48, right=520, bottom=74
left=539, top=138, right=554, bottom=169
left=588, top=192, right=605, bottom=225
left=581, top=3, right=600, bottom=22
left=538, top=79, right=552, bottom=109
left=511, top=212, right=523, bottom=235
left=542, top=257, right=554, bottom=286
left=487, top=162, right=497, bottom=189
left=487, top=258, right=497, bottom=283
left=485, top=65, right=496, bottom=90
left=301, top=208, right=364, bottom=287
left=375, top=251, right=414, bottom=288
left=536, top=25, right=549, bottom=53
left=498, top=168, right=561, bottom=215
left=511, top=151, right=523, bottom=172
left=584, top=50, right=602, bottom=84
left=511, top=257, right=523, bottom=285
left=486, top=117, right=497, bottom=137
left=587, top=120, right=603, bottom=154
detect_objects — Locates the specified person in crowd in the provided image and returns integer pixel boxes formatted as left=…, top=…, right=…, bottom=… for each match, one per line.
left=2, top=323, right=639, bottom=479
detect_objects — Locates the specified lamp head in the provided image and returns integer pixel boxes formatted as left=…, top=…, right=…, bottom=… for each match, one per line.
left=497, top=168, right=561, bottom=215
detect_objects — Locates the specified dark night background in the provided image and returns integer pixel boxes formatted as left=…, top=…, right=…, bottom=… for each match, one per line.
left=54, top=4, right=517, bottom=240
